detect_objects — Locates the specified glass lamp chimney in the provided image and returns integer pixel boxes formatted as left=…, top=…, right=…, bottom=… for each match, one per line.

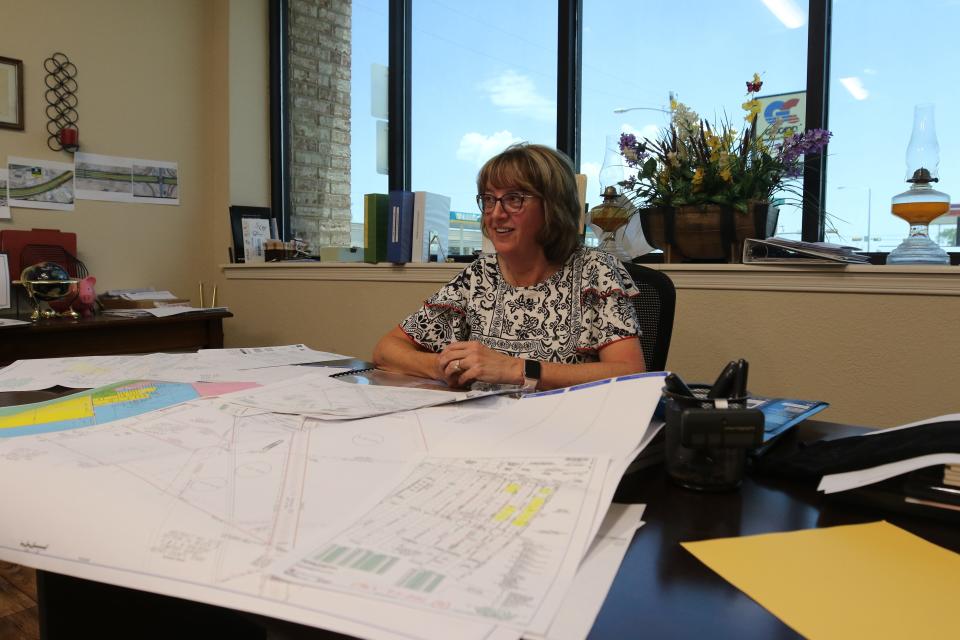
left=905, top=103, right=940, bottom=183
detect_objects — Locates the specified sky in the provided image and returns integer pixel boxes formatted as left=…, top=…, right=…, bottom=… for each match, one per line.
left=349, top=0, right=960, bottom=251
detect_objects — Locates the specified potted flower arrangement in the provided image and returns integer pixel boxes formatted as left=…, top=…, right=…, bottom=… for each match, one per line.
left=617, top=74, right=831, bottom=262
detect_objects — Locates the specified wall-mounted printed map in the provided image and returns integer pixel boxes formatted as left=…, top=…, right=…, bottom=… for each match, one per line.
left=7, top=156, right=75, bottom=211
left=132, top=158, right=179, bottom=205
left=0, top=168, right=9, bottom=219
left=75, top=152, right=134, bottom=202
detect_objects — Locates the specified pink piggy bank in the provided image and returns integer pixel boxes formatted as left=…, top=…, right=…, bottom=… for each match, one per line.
left=72, top=276, right=97, bottom=318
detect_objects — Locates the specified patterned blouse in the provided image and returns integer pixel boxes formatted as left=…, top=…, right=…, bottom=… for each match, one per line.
left=399, top=247, right=640, bottom=363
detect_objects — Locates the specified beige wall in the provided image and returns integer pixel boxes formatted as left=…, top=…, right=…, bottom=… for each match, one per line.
left=219, top=268, right=960, bottom=429
left=0, top=0, right=243, bottom=300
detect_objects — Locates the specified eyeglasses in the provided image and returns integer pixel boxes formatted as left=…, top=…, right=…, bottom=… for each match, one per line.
left=476, top=192, right=537, bottom=215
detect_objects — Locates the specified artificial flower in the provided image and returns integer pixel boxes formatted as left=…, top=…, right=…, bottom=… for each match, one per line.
left=617, top=73, right=832, bottom=214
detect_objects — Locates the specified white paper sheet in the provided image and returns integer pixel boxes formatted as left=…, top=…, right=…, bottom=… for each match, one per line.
left=536, top=503, right=646, bottom=640
left=818, top=453, right=960, bottom=494
left=0, top=369, right=666, bottom=640
left=221, top=371, right=511, bottom=420
left=275, top=454, right=609, bottom=633
left=196, top=344, right=350, bottom=369
left=0, top=353, right=335, bottom=391
left=0, top=398, right=512, bottom=640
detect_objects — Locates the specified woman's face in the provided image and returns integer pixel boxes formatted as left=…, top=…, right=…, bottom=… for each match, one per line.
left=481, top=184, right=545, bottom=262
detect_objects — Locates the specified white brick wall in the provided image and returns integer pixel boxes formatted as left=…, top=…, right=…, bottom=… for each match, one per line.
left=288, top=0, right=352, bottom=250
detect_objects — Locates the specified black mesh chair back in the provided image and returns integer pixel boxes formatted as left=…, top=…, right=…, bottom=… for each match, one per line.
left=622, top=262, right=676, bottom=372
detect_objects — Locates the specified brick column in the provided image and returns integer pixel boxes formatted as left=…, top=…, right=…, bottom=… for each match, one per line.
left=287, top=0, right=352, bottom=250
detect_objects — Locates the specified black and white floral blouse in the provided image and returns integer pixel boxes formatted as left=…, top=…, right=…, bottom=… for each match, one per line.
left=399, top=247, right=640, bottom=363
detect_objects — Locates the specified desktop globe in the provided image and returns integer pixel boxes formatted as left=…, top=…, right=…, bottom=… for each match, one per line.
left=17, top=261, right=78, bottom=320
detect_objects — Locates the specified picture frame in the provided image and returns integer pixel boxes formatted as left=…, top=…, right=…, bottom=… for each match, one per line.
left=0, top=56, right=24, bottom=131
left=229, top=206, right=274, bottom=263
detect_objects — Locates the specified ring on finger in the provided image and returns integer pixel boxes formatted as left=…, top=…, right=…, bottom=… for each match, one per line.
left=453, top=359, right=461, bottom=372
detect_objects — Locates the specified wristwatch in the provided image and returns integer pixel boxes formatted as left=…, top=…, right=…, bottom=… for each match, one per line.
left=522, top=359, right=541, bottom=392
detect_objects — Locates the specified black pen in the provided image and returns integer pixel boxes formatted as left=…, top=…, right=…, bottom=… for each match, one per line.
left=664, top=372, right=695, bottom=397
left=733, top=359, right=749, bottom=398
left=707, top=361, right=738, bottom=399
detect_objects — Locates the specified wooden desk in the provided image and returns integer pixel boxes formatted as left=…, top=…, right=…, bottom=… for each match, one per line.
left=0, top=311, right=232, bottom=366
left=20, top=417, right=958, bottom=639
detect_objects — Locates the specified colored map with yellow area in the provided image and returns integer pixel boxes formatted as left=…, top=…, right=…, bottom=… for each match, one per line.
left=0, top=380, right=202, bottom=438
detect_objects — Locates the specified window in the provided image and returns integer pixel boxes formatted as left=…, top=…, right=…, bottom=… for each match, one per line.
left=581, top=1, right=808, bottom=239
left=827, top=0, right=960, bottom=252
left=410, top=1, right=557, bottom=224
left=350, top=1, right=389, bottom=228
left=276, top=1, right=955, bottom=260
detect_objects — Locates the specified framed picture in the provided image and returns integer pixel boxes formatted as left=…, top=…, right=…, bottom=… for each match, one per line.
left=229, top=206, right=274, bottom=263
left=0, top=56, right=24, bottom=131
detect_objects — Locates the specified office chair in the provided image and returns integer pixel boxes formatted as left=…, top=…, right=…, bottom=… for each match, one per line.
left=621, top=262, right=676, bottom=372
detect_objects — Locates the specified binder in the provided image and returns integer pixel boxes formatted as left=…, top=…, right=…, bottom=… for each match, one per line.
left=412, top=191, right=451, bottom=262
left=331, top=367, right=459, bottom=392
left=386, top=190, right=414, bottom=264
left=363, top=193, right=389, bottom=263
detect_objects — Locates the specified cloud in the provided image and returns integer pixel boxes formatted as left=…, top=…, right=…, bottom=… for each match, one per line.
left=479, top=70, right=555, bottom=121
left=456, top=130, right=523, bottom=166
left=839, top=77, right=869, bottom=101
left=621, top=123, right=660, bottom=140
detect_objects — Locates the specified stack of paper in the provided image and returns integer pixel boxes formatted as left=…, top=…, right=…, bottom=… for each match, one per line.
left=0, top=357, right=666, bottom=640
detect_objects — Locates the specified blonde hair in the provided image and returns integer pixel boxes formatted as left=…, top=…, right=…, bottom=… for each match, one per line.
left=476, top=143, right=581, bottom=264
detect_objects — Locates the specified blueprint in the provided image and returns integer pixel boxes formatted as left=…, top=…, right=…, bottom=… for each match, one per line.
left=222, top=371, right=512, bottom=420
left=0, top=379, right=249, bottom=437
left=0, top=373, right=665, bottom=640
left=0, top=352, right=339, bottom=391
left=277, top=455, right=606, bottom=631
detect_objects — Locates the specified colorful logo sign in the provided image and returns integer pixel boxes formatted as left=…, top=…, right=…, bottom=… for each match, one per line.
left=756, top=91, right=806, bottom=139
left=764, top=98, right=801, bottom=127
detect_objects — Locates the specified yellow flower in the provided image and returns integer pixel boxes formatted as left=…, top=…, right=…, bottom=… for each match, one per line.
left=720, top=166, right=733, bottom=182
left=692, top=168, right=704, bottom=190
left=742, top=98, right=761, bottom=120
left=705, top=132, right=722, bottom=152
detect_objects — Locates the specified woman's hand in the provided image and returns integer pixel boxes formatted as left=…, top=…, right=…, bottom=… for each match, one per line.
left=437, top=341, right=522, bottom=388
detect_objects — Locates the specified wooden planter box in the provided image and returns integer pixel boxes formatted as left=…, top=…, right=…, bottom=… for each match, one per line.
left=639, top=201, right=777, bottom=263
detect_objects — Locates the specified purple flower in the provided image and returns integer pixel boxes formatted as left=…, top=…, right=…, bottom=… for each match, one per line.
left=619, top=133, right=648, bottom=167
left=779, top=129, right=831, bottom=175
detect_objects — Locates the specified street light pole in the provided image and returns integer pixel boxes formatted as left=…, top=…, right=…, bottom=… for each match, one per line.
left=612, top=106, right=671, bottom=114
left=838, top=185, right=873, bottom=251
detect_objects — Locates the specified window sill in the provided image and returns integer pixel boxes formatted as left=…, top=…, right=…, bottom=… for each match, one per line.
left=221, top=261, right=960, bottom=296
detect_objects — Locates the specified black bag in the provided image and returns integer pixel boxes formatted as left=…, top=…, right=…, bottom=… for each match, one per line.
left=751, top=420, right=960, bottom=479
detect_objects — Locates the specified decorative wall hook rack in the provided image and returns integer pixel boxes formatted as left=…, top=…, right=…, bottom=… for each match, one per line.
left=44, top=52, right=79, bottom=153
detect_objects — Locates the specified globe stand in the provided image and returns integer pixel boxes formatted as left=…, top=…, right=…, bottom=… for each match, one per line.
left=13, top=261, right=79, bottom=322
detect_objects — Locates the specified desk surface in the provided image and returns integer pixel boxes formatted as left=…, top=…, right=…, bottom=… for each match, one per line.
left=598, top=421, right=960, bottom=639
left=4, top=393, right=957, bottom=639
left=0, top=311, right=232, bottom=365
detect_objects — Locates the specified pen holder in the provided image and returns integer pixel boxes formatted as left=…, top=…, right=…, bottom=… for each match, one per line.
left=663, top=385, right=764, bottom=492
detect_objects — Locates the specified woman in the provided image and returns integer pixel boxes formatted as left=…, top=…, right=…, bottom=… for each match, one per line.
left=373, top=143, right=645, bottom=391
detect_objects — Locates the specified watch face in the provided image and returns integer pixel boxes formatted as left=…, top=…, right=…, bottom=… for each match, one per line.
left=524, top=359, right=541, bottom=379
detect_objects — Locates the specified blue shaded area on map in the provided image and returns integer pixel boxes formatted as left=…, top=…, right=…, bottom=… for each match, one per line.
left=0, top=380, right=201, bottom=438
